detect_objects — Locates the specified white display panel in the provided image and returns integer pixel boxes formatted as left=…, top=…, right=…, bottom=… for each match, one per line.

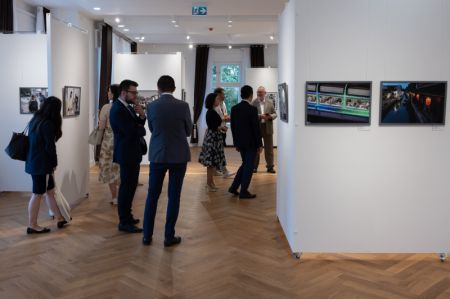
left=246, top=67, right=279, bottom=146
left=277, top=0, right=450, bottom=253
left=48, top=16, right=90, bottom=205
left=113, top=53, right=183, bottom=164
left=0, top=34, right=47, bottom=192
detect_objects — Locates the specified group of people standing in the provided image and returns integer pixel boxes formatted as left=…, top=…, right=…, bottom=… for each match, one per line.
left=24, top=76, right=277, bottom=248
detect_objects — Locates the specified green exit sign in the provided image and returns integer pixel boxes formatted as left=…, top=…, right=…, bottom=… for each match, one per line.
left=192, top=5, right=208, bottom=16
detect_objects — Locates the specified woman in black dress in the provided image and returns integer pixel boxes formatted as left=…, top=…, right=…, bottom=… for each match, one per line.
left=199, top=93, right=227, bottom=191
left=25, top=96, right=67, bottom=234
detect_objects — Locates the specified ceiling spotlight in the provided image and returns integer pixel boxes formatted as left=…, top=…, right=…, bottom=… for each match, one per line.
left=227, top=24, right=232, bottom=28
left=270, top=35, right=274, bottom=40
left=186, top=35, right=190, bottom=40
left=123, top=28, right=129, bottom=32
left=189, top=44, right=194, bottom=49
left=93, top=7, right=101, bottom=11
left=118, top=24, right=125, bottom=28
left=141, top=36, right=145, bottom=40
left=135, top=37, right=140, bottom=40
left=115, top=17, right=120, bottom=23
left=174, top=24, right=179, bottom=28
left=171, top=20, right=176, bottom=24
left=228, top=45, right=232, bottom=49
left=228, top=20, right=232, bottom=23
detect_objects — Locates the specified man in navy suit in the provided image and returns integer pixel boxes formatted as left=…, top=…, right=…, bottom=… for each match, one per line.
left=142, top=75, right=193, bottom=247
left=228, top=85, right=263, bottom=199
left=109, top=79, right=146, bottom=233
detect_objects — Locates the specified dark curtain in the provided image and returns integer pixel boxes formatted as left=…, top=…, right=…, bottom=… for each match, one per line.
left=43, top=7, right=50, bottom=33
left=191, top=45, right=209, bottom=143
left=0, top=0, right=14, bottom=33
left=250, top=45, right=265, bottom=68
left=96, top=23, right=113, bottom=161
left=131, top=42, right=137, bottom=54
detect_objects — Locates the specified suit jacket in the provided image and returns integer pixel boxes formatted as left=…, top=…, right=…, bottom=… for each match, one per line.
left=109, top=99, right=146, bottom=166
left=147, top=94, right=193, bottom=163
left=230, top=100, right=263, bottom=150
left=25, top=119, right=58, bottom=175
left=251, top=98, right=277, bottom=135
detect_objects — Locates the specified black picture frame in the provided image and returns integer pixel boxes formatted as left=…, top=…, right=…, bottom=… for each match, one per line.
left=63, top=86, right=81, bottom=117
left=379, top=81, right=447, bottom=125
left=305, top=81, right=372, bottom=125
left=278, top=83, right=289, bottom=123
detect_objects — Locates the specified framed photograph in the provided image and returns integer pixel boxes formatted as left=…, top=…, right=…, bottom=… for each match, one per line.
left=380, top=81, right=447, bottom=125
left=278, top=83, right=289, bottom=122
left=20, top=87, right=48, bottom=114
left=266, top=92, right=278, bottom=111
left=181, top=89, right=186, bottom=102
left=306, top=81, right=371, bottom=125
left=137, top=90, right=159, bottom=108
left=63, top=86, right=81, bottom=117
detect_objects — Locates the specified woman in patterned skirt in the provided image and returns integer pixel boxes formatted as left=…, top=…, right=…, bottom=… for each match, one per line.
left=98, top=84, right=121, bottom=204
left=199, top=93, right=227, bottom=192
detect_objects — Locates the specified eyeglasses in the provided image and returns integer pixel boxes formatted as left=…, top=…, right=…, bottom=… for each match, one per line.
left=126, top=90, right=139, bottom=95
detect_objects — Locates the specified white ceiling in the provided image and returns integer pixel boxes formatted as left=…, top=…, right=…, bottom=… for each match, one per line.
left=23, top=0, right=287, bottom=44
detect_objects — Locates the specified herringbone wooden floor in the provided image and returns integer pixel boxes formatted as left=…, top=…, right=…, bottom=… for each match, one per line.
left=1, top=148, right=450, bottom=299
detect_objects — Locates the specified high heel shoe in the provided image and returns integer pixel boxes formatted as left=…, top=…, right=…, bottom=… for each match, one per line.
left=57, top=217, right=72, bottom=229
left=205, top=185, right=218, bottom=192
left=27, top=227, right=51, bottom=234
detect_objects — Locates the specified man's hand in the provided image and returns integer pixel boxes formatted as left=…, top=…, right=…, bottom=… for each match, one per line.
left=134, top=105, right=145, bottom=118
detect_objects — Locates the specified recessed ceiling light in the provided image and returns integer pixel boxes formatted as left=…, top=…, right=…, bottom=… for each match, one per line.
left=174, top=24, right=179, bottom=28
left=135, top=37, right=140, bottom=40
left=171, top=20, right=176, bottom=24
left=228, top=45, right=232, bottom=49
left=93, top=7, right=101, bottom=11
left=227, top=24, right=232, bottom=28
left=123, top=28, right=129, bottom=32
left=115, top=17, right=120, bottom=23
left=189, top=44, right=194, bottom=49
left=228, top=20, right=232, bottom=23
left=270, top=35, right=274, bottom=40
left=186, top=35, right=190, bottom=40
left=141, top=36, right=145, bottom=40
left=118, top=24, right=125, bottom=28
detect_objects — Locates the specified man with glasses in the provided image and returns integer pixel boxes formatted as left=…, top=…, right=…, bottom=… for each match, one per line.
left=110, top=79, right=146, bottom=233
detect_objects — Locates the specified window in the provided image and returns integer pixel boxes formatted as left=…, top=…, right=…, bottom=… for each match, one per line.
left=211, top=63, right=241, bottom=113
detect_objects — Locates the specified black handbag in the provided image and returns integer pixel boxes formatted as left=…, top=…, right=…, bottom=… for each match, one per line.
left=5, top=125, right=29, bottom=161
left=140, top=137, right=147, bottom=156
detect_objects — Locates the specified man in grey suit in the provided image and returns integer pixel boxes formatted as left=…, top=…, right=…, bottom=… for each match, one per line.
left=252, top=86, right=277, bottom=173
left=142, top=75, right=193, bottom=247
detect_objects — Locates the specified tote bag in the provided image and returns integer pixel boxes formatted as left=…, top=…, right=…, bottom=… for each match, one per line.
left=4, top=125, right=29, bottom=161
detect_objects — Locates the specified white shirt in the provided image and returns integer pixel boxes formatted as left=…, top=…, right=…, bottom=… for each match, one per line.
left=259, top=99, right=266, bottom=123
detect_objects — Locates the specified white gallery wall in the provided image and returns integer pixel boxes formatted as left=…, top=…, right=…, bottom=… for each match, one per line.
left=278, top=0, right=450, bottom=253
left=0, top=34, right=47, bottom=192
left=48, top=16, right=90, bottom=205
left=113, top=53, right=183, bottom=164
left=246, top=67, right=279, bottom=146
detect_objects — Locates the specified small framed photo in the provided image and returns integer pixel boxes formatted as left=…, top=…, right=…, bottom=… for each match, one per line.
left=278, top=83, right=289, bottom=122
left=20, top=87, right=48, bottom=114
left=63, top=86, right=81, bottom=117
left=266, top=92, right=278, bottom=111
left=137, top=90, right=159, bottom=108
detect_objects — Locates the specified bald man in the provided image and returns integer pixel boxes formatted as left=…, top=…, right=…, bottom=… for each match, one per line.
left=251, top=86, right=277, bottom=173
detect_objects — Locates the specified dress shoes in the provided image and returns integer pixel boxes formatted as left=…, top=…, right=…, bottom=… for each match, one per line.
left=267, top=168, right=276, bottom=174
left=118, top=223, right=143, bottom=233
left=57, top=220, right=68, bottom=229
left=253, top=169, right=258, bottom=173
left=131, top=218, right=140, bottom=225
left=142, top=237, right=152, bottom=246
left=239, top=192, right=256, bottom=199
left=27, top=227, right=51, bottom=234
left=164, top=236, right=182, bottom=247
left=228, top=188, right=239, bottom=196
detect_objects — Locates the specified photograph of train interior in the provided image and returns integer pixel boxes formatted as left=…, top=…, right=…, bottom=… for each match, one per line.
left=380, top=82, right=447, bottom=125
left=306, top=82, right=371, bottom=124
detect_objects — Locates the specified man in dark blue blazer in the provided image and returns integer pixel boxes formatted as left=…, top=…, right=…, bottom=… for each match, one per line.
left=109, top=79, right=146, bottom=233
left=142, top=75, right=192, bottom=247
left=228, top=85, right=263, bottom=199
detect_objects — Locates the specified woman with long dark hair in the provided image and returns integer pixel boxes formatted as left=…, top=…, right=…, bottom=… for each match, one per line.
left=98, top=84, right=121, bottom=205
left=25, top=96, right=67, bottom=234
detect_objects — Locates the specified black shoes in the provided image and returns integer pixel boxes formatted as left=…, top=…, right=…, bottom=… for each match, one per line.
left=253, top=169, right=258, bottom=173
left=164, top=236, right=182, bottom=247
left=118, top=223, right=143, bottom=233
left=57, top=220, right=68, bottom=229
left=239, top=192, right=256, bottom=199
left=267, top=168, right=276, bottom=174
left=131, top=218, right=140, bottom=225
left=142, top=237, right=152, bottom=246
left=228, top=188, right=239, bottom=196
left=27, top=227, right=51, bottom=234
